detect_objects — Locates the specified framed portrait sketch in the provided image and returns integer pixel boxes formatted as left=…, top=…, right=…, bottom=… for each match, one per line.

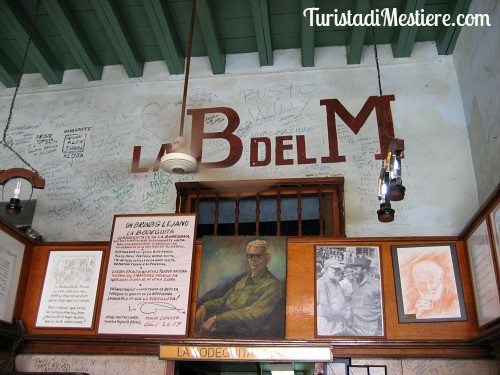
left=391, top=244, right=467, bottom=323
left=467, top=219, right=500, bottom=327
left=315, top=246, right=384, bottom=337
left=195, top=236, right=287, bottom=339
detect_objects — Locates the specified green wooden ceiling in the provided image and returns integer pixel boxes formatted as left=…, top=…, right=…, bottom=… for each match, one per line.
left=0, top=0, right=471, bottom=88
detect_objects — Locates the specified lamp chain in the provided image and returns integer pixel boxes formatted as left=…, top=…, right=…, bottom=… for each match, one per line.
left=369, top=0, right=393, bottom=144
left=1, top=0, right=42, bottom=175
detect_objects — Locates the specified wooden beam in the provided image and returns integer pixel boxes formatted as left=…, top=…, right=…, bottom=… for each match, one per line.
left=90, top=0, right=143, bottom=77
left=436, top=0, right=472, bottom=55
left=43, top=0, right=102, bottom=81
left=250, top=0, right=273, bottom=66
left=347, top=0, right=369, bottom=65
left=196, top=0, right=225, bottom=74
left=0, top=47, right=17, bottom=87
left=143, top=0, right=184, bottom=75
left=392, top=0, right=426, bottom=58
left=301, top=0, right=315, bottom=67
left=0, top=0, right=63, bottom=84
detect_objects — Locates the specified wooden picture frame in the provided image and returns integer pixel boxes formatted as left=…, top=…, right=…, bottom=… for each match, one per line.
left=195, top=236, right=287, bottom=339
left=466, top=218, right=500, bottom=327
left=98, top=213, right=197, bottom=336
left=324, top=358, right=350, bottom=375
left=35, top=249, right=104, bottom=329
left=315, top=246, right=384, bottom=337
left=391, top=244, right=467, bottom=323
left=489, top=199, right=500, bottom=273
left=0, top=226, right=26, bottom=324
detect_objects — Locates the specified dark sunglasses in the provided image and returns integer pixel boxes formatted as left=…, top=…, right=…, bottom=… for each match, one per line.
left=246, top=253, right=267, bottom=260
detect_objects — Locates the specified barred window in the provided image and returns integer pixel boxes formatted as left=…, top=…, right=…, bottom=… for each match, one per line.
left=175, top=178, right=345, bottom=237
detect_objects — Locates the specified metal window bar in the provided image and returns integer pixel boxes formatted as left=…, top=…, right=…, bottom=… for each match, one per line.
left=214, top=189, right=220, bottom=235
left=255, top=192, right=261, bottom=236
left=297, top=185, right=302, bottom=236
left=235, top=189, right=240, bottom=235
left=276, top=185, right=282, bottom=236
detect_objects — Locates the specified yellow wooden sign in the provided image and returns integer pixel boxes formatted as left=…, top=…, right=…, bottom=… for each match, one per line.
left=160, top=345, right=332, bottom=362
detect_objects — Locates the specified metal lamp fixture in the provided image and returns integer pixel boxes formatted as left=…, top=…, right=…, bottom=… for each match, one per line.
left=160, top=0, right=198, bottom=174
left=0, top=0, right=45, bottom=215
left=369, top=1, right=406, bottom=223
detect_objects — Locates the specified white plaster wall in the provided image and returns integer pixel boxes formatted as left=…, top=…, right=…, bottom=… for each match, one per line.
left=453, top=0, right=499, bottom=205
left=0, top=43, right=478, bottom=241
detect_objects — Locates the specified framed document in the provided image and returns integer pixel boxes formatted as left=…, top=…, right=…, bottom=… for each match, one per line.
left=0, top=227, right=25, bottom=323
left=98, top=214, right=197, bottom=336
left=35, top=250, right=104, bottom=328
left=391, top=244, right=467, bottom=323
left=467, top=219, right=500, bottom=327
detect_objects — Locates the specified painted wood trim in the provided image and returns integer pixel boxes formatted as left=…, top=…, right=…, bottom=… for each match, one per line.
left=436, top=0, right=472, bottom=55
left=301, top=0, right=315, bottom=67
left=250, top=0, right=273, bottom=66
left=347, top=0, right=370, bottom=65
left=90, top=0, right=143, bottom=77
left=143, top=0, right=184, bottom=75
left=196, top=0, right=226, bottom=74
left=0, top=0, right=63, bottom=84
left=43, top=0, right=102, bottom=81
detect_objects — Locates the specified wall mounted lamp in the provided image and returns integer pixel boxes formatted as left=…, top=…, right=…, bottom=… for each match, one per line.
left=369, top=0, right=406, bottom=223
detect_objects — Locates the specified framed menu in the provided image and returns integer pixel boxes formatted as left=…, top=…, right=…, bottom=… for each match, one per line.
left=467, top=219, right=500, bottom=327
left=98, top=214, right=197, bottom=336
left=0, top=227, right=25, bottom=323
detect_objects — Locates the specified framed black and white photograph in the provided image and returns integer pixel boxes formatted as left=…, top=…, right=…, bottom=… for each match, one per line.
left=323, top=358, right=350, bottom=375
left=315, top=246, right=384, bottom=337
left=391, top=244, right=467, bottom=323
left=467, top=219, right=500, bottom=327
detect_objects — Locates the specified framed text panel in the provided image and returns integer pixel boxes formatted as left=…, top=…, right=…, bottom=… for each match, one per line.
left=467, top=219, right=500, bottom=327
left=98, top=214, right=197, bottom=336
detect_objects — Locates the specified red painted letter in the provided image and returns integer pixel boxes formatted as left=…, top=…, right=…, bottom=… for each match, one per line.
left=188, top=107, right=242, bottom=168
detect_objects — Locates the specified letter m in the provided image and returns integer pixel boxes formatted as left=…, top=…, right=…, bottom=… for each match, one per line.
left=320, top=95, right=396, bottom=162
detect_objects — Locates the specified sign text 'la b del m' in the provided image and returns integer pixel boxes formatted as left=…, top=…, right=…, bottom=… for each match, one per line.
left=131, top=95, right=395, bottom=173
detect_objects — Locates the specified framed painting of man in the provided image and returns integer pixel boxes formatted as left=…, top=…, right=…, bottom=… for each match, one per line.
left=195, top=236, right=287, bottom=339
left=315, top=246, right=384, bottom=337
left=391, top=244, right=467, bottom=323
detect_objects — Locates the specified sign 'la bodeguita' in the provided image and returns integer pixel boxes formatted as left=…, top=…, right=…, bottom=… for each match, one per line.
left=131, top=95, right=396, bottom=173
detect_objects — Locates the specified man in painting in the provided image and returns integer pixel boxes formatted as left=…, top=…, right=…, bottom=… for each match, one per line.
left=317, top=258, right=347, bottom=335
left=194, top=239, right=283, bottom=338
left=346, top=257, right=382, bottom=336
left=409, top=260, right=460, bottom=319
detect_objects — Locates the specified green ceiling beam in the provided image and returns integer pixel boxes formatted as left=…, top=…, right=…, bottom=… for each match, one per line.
left=43, top=0, right=102, bottom=81
left=301, top=0, right=315, bottom=67
left=143, top=0, right=184, bottom=75
left=392, top=0, right=426, bottom=58
left=196, top=0, right=225, bottom=74
left=90, top=0, right=143, bottom=77
left=347, top=0, right=369, bottom=65
left=436, top=0, right=472, bottom=55
left=251, top=0, right=273, bottom=66
left=0, top=48, right=17, bottom=87
left=0, top=0, right=63, bottom=84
